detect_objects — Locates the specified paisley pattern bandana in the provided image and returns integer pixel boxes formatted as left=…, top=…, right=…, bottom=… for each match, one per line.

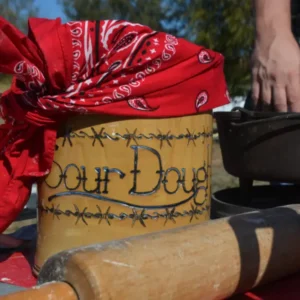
left=0, top=17, right=229, bottom=232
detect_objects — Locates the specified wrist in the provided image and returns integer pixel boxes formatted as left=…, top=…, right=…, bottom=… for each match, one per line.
left=254, top=29, right=295, bottom=52
left=255, top=18, right=291, bottom=41
left=254, top=0, right=292, bottom=41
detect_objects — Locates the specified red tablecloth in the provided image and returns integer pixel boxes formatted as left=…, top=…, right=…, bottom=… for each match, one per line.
left=232, top=273, right=300, bottom=299
left=0, top=248, right=37, bottom=288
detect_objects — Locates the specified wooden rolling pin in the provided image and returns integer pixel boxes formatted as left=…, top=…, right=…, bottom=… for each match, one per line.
left=3, top=204, right=300, bottom=300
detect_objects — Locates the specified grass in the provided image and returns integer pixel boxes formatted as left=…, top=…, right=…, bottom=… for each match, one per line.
left=0, top=79, right=9, bottom=124
left=0, top=76, right=11, bottom=92
left=211, top=140, right=239, bottom=192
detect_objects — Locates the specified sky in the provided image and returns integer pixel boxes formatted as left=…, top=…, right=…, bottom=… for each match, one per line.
left=35, top=0, right=66, bottom=21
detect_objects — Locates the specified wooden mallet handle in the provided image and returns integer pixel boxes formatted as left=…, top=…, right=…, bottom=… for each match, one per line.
left=3, top=204, right=300, bottom=300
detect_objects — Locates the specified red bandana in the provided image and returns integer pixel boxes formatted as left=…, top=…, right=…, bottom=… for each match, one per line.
left=0, top=17, right=229, bottom=232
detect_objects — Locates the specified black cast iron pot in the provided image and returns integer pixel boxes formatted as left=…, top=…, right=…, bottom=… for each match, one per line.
left=214, top=108, right=300, bottom=183
left=211, top=185, right=300, bottom=219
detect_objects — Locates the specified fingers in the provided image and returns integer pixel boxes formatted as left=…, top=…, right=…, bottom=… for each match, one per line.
left=251, top=71, right=260, bottom=108
left=251, top=75, right=272, bottom=111
left=251, top=74, right=299, bottom=113
left=252, top=65, right=274, bottom=111
left=261, top=79, right=272, bottom=110
left=286, top=75, right=300, bottom=112
left=272, top=74, right=300, bottom=113
left=272, top=85, right=287, bottom=112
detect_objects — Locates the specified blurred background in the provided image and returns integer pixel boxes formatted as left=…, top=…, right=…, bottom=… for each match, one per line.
left=1, top=0, right=298, bottom=193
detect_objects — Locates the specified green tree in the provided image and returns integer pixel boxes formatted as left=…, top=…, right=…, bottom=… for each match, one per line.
left=59, top=0, right=166, bottom=31
left=0, top=0, right=38, bottom=32
left=184, top=0, right=254, bottom=96
left=0, top=0, right=38, bottom=85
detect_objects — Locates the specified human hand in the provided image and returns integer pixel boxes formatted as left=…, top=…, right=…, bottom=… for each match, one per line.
left=251, top=32, right=300, bottom=112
